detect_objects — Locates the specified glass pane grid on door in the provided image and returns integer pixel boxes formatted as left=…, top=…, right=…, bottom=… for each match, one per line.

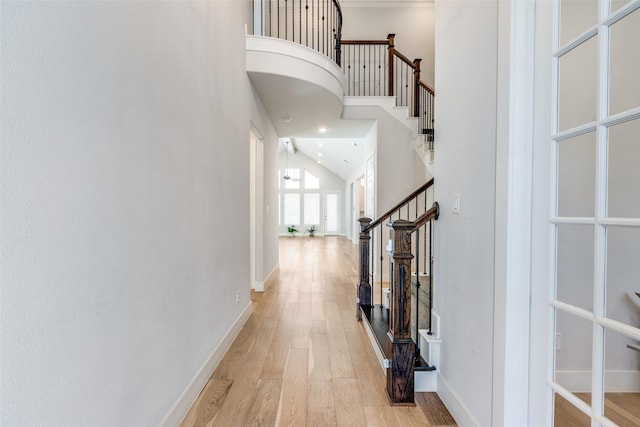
left=551, top=1, right=640, bottom=425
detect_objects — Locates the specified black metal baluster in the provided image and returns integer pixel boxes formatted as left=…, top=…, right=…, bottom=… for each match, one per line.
left=428, top=218, right=433, bottom=334
left=424, top=189, right=428, bottom=274
left=379, top=226, right=383, bottom=309
left=415, top=226, right=420, bottom=355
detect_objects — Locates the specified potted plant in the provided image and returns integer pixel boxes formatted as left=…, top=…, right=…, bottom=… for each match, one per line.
left=305, top=225, right=317, bottom=237
left=287, top=225, right=299, bottom=236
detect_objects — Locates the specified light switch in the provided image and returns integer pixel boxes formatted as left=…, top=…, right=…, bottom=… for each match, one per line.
left=452, top=193, right=460, bottom=214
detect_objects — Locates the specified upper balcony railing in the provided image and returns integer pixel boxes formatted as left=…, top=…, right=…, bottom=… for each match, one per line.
left=251, top=2, right=434, bottom=141
left=252, top=0, right=343, bottom=65
left=341, top=34, right=434, bottom=140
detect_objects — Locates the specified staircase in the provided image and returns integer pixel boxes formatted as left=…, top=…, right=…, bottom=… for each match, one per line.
left=355, top=179, right=440, bottom=404
left=341, top=34, right=435, bottom=170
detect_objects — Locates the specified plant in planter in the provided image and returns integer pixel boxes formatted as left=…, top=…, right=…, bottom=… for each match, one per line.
left=305, top=225, right=317, bottom=237
left=287, top=225, right=299, bottom=236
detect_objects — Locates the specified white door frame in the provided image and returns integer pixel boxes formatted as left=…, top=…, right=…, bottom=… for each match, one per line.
left=250, top=126, right=265, bottom=291
left=491, top=1, right=538, bottom=425
left=324, top=191, right=340, bottom=236
left=530, top=1, right=640, bottom=426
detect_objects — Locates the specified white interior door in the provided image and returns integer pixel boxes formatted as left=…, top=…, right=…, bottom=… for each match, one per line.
left=324, top=191, right=340, bottom=235
left=545, top=1, right=640, bottom=425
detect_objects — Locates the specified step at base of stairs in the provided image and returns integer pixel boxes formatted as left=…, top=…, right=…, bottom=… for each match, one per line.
left=415, top=368, right=438, bottom=392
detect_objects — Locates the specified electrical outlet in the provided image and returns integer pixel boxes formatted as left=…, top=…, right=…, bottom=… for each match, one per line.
left=235, top=291, right=240, bottom=304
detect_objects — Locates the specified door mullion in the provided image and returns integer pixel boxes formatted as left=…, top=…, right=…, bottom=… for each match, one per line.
left=591, top=1, right=611, bottom=424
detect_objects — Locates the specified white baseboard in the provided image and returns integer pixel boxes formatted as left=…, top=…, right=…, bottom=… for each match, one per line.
left=437, top=374, right=479, bottom=427
left=160, top=302, right=253, bottom=427
left=555, top=370, right=640, bottom=392
left=360, top=308, right=386, bottom=373
left=263, top=264, right=279, bottom=292
left=253, top=264, right=279, bottom=292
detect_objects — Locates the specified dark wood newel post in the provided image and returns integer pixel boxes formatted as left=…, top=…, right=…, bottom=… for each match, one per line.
left=413, top=58, right=422, bottom=118
left=386, top=219, right=415, bottom=405
left=356, top=217, right=372, bottom=320
left=387, top=34, right=395, bottom=97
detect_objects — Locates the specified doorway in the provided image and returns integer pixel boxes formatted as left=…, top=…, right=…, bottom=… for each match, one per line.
left=324, top=191, right=340, bottom=236
left=250, top=127, right=264, bottom=291
left=539, top=2, right=640, bottom=425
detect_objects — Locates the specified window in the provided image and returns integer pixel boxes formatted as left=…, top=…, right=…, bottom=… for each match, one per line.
left=304, top=170, right=319, bottom=189
left=304, top=193, right=320, bottom=225
left=284, top=168, right=300, bottom=189
left=283, top=193, right=300, bottom=225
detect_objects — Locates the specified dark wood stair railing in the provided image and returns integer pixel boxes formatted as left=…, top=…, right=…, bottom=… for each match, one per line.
left=356, top=180, right=438, bottom=405
left=357, top=179, right=434, bottom=317
left=341, top=34, right=435, bottom=139
left=385, top=202, right=439, bottom=404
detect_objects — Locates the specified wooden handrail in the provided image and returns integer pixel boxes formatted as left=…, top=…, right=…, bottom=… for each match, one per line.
left=393, top=50, right=415, bottom=68
left=413, top=202, right=439, bottom=230
left=341, top=35, right=435, bottom=136
left=418, top=80, right=435, bottom=96
left=363, top=178, right=434, bottom=233
left=341, top=39, right=388, bottom=45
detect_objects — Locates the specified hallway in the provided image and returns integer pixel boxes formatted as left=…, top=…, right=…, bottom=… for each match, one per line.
left=181, top=236, right=455, bottom=426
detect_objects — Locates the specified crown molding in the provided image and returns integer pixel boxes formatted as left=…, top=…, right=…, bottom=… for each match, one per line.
left=339, top=0, right=434, bottom=8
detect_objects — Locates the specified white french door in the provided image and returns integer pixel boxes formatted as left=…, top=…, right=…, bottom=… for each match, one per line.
left=546, top=1, right=640, bottom=425
left=324, top=191, right=340, bottom=235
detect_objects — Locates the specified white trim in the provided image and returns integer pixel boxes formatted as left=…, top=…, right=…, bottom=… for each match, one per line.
left=339, top=1, right=434, bottom=8
left=414, top=370, right=437, bottom=392
left=262, top=264, right=280, bottom=292
left=161, top=302, right=253, bottom=427
left=246, top=36, right=345, bottom=102
left=437, top=374, right=479, bottom=427
left=253, top=280, right=264, bottom=292
left=555, top=370, right=640, bottom=393
left=360, top=309, right=386, bottom=372
left=492, top=0, right=536, bottom=425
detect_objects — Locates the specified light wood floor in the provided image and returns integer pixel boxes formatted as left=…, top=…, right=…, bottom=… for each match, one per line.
left=181, top=236, right=456, bottom=427
left=555, top=392, right=640, bottom=426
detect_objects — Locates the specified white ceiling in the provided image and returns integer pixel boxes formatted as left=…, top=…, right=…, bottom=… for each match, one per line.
left=250, top=70, right=375, bottom=180
left=283, top=136, right=371, bottom=180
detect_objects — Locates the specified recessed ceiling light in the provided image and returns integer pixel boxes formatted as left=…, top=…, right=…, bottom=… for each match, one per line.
left=318, top=127, right=327, bottom=133
left=318, top=142, right=323, bottom=147
left=318, top=153, right=323, bottom=157
left=317, top=160, right=322, bottom=164
left=283, top=116, right=291, bottom=123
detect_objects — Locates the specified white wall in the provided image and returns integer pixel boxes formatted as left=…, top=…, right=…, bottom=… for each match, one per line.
left=341, top=4, right=435, bottom=87
left=433, top=1, right=499, bottom=425
left=250, top=88, right=280, bottom=286
left=342, top=105, right=429, bottom=214
left=0, top=2, right=257, bottom=425
left=343, top=125, right=376, bottom=243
